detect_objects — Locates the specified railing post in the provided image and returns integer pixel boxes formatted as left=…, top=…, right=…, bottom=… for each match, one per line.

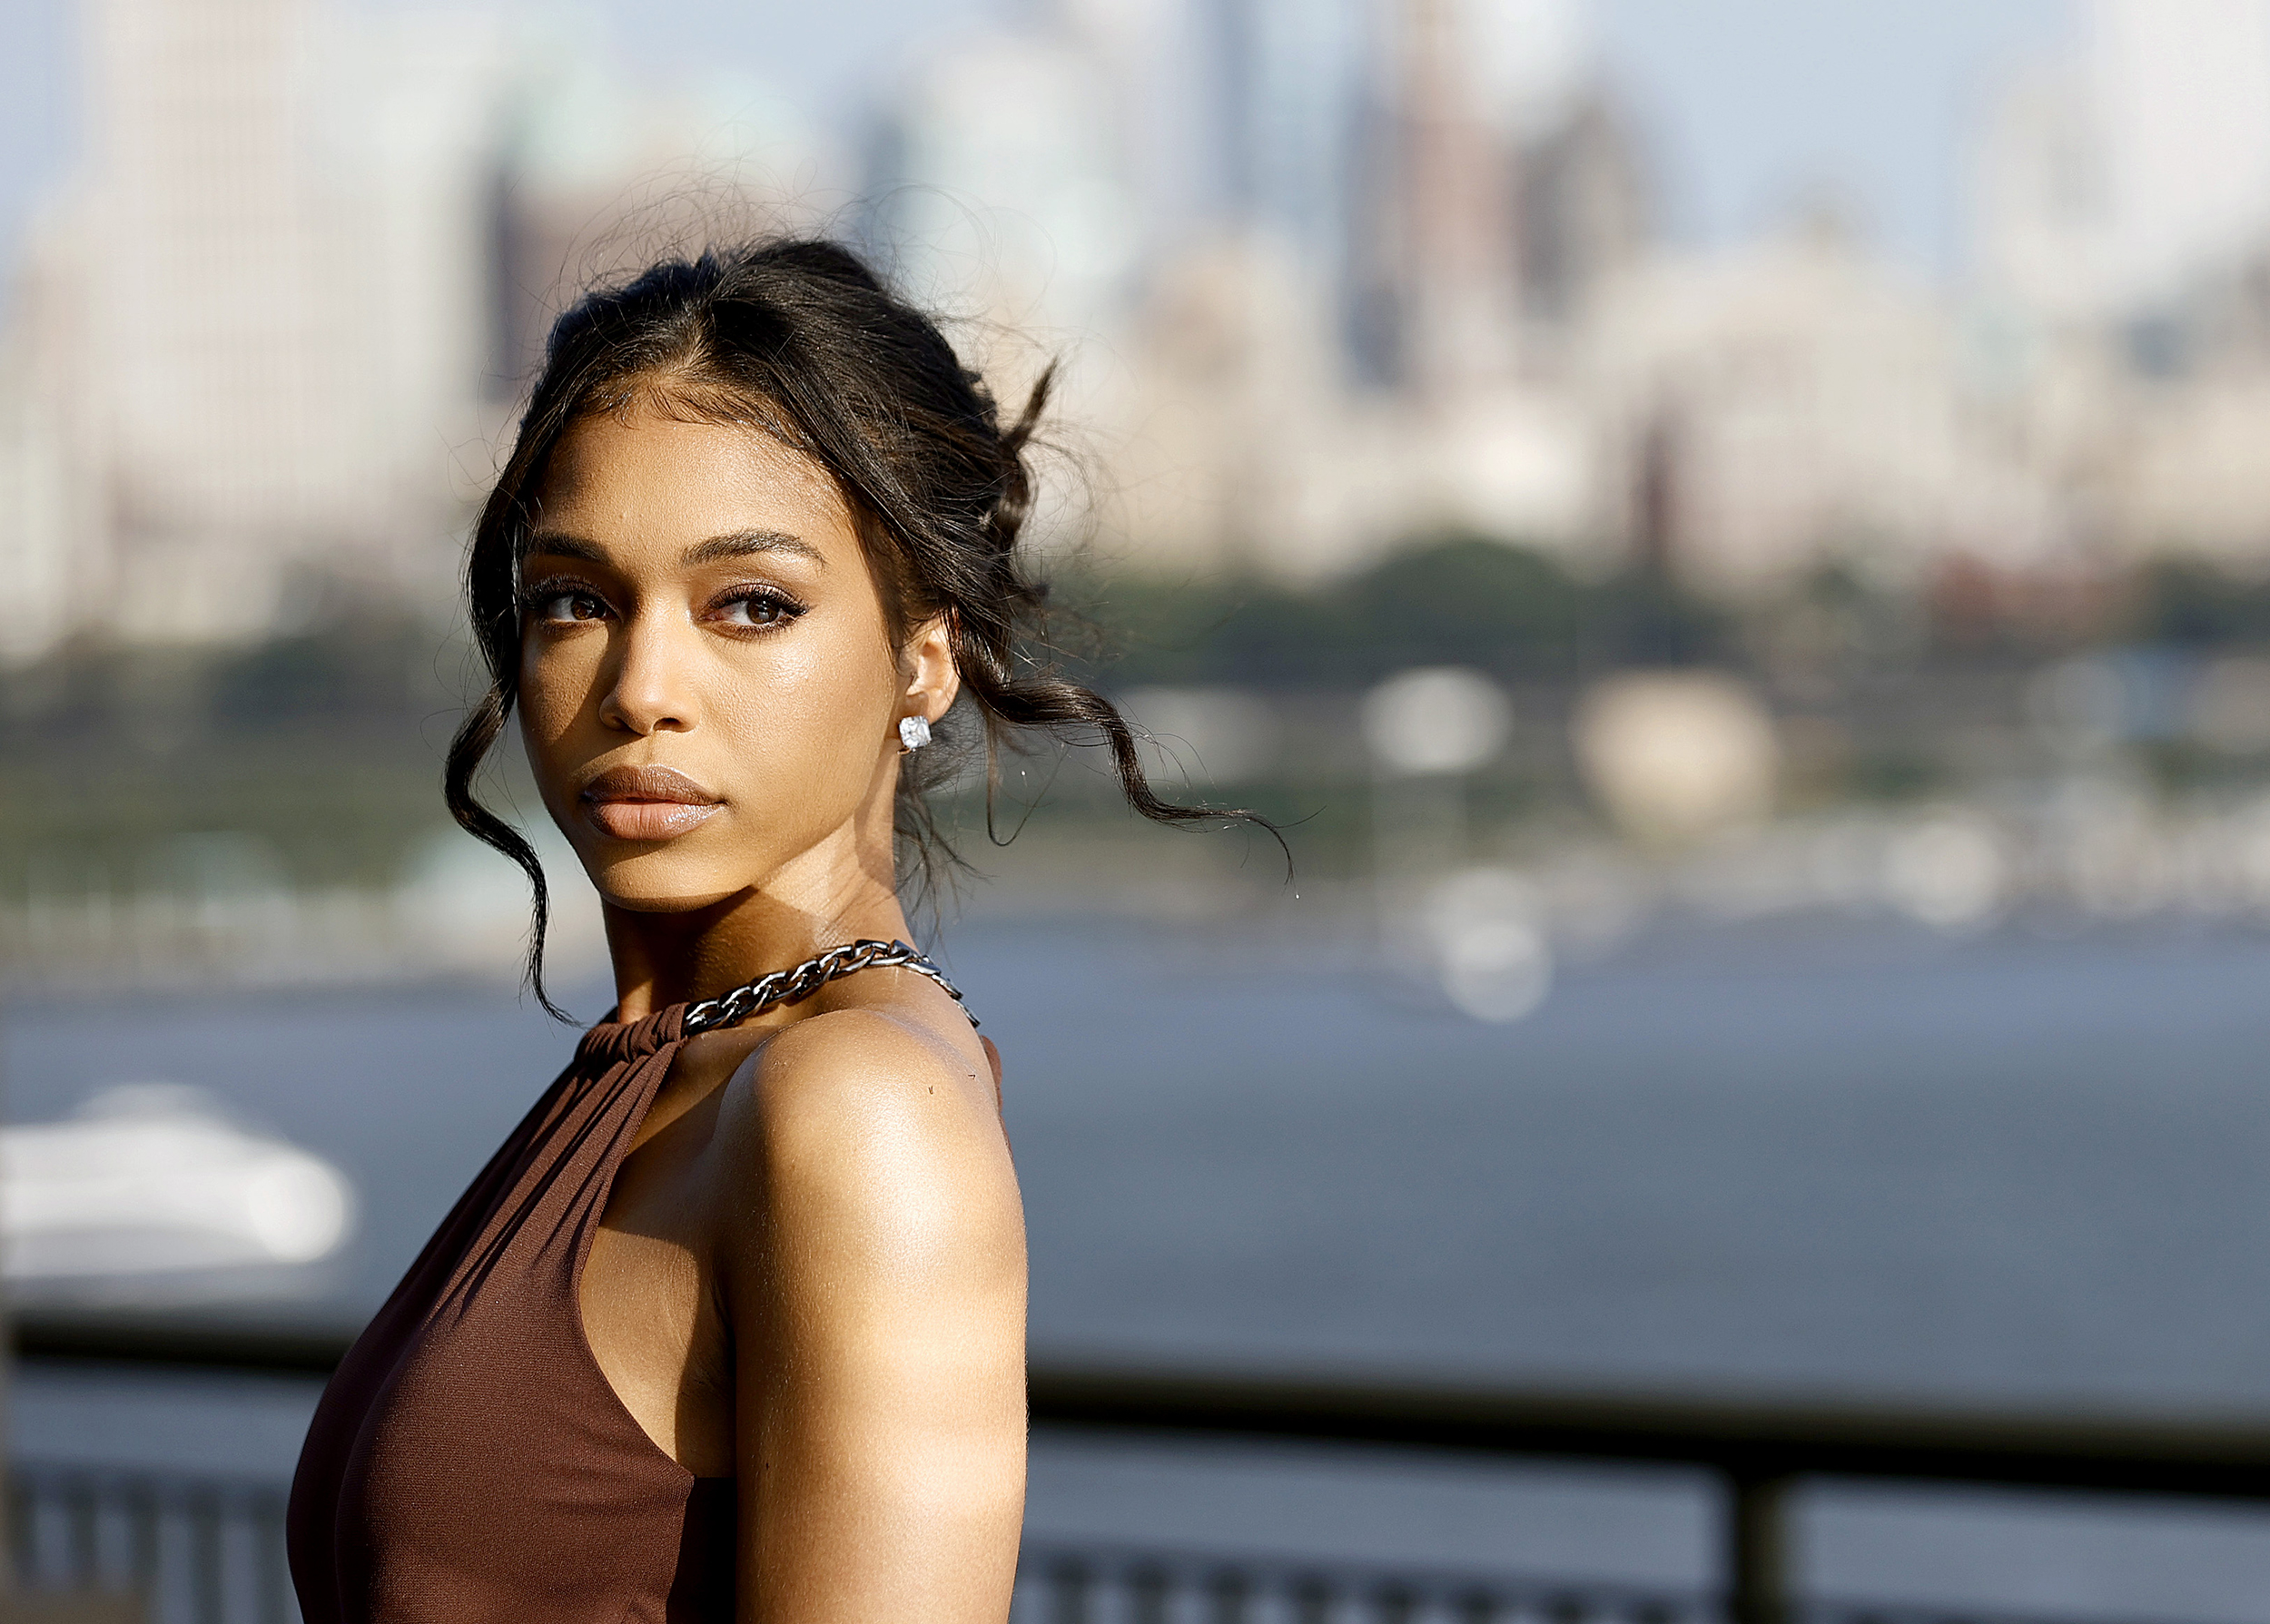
left=1725, top=1471, right=1791, bottom=1624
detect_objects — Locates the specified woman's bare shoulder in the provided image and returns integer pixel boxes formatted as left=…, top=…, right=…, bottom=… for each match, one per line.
left=714, top=1006, right=1021, bottom=1269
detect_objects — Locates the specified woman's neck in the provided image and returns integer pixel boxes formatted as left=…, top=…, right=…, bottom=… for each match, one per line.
left=601, top=868, right=911, bottom=1021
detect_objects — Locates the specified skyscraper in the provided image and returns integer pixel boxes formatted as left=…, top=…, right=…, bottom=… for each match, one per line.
left=0, top=0, right=509, bottom=655
left=1349, top=0, right=1637, bottom=391
left=84, top=0, right=360, bottom=638
left=1977, top=0, right=2270, bottom=321
left=864, top=17, right=1140, bottom=347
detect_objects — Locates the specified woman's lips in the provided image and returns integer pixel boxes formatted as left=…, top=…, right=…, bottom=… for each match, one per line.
left=585, top=799, right=721, bottom=841
left=579, top=765, right=722, bottom=842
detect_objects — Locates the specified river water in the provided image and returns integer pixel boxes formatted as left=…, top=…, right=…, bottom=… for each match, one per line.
left=10, top=910, right=2270, bottom=1618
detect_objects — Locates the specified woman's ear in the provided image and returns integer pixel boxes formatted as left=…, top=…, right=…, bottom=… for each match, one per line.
left=902, top=615, right=961, bottom=725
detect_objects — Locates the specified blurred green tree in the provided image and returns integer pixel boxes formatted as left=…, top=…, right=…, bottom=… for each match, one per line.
left=1084, top=534, right=1731, bottom=687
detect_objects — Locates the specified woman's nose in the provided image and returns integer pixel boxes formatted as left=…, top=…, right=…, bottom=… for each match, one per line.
left=597, top=615, right=696, bottom=735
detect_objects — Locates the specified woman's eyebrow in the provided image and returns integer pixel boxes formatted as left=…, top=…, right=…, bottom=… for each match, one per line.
left=518, top=530, right=828, bottom=566
left=520, top=532, right=606, bottom=563
left=683, top=529, right=828, bottom=567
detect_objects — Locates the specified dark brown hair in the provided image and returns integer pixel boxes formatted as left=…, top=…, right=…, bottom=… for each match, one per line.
left=446, top=238, right=1272, bottom=1016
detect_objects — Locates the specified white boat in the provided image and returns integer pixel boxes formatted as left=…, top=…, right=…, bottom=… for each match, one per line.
left=0, top=1083, right=355, bottom=1288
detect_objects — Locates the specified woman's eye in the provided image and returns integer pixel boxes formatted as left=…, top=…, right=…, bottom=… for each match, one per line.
left=530, top=590, right=607, bottom=624
left=714, top=593, right=801, bottom=630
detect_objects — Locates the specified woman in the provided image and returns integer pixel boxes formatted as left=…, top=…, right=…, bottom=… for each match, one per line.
left=287, top=240, right=1248, bottom=1621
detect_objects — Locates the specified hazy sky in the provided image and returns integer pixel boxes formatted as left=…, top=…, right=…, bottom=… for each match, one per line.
left=0, top=0, right=2077, bottom=285
left=1596, top=0, right=2074, bottom=271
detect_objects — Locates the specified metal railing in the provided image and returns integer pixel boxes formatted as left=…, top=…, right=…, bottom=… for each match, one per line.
left=1007, top=1542, right=1714, bottom=1623
left=19, top=1314, right=2270, bottom=1624
left=11, top=1464, right=291, bottom=1624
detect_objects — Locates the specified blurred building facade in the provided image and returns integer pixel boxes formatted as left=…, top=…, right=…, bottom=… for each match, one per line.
left=854, top=0, right=2270, bottom=600
left=16, top=0, right=2270, bottom=664
left=0, top=0, right=838, bottom=663
left=1967, top=0, right=2270, bottom=575
left=3, top=0, right=516, bottom=650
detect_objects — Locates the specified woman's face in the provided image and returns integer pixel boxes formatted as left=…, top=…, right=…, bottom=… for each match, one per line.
left=516, top=406, right=952, bottom=914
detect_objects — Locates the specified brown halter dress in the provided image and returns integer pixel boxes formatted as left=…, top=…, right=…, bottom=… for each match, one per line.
left=290, top=944, right=987, bottom=1622
left=287, top=1000, right=734, bottom=1622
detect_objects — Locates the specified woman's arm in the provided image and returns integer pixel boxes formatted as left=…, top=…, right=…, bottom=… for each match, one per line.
left=723, top=1010, right=1027, bottom=1623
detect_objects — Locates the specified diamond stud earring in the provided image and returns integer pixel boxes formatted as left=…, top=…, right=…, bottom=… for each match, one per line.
left=898, top=715, right=932, bottom=753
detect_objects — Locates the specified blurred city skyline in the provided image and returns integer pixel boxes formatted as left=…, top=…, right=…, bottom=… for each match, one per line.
left=6, top=0, right=2258, bottom=659
left=0, top=0, right=2075, bottom=291
left=21, top=0, right=2270, bottom=990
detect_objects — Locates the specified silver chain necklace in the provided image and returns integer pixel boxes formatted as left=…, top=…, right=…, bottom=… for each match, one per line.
left=680, top=939, right=974, bottom=1037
